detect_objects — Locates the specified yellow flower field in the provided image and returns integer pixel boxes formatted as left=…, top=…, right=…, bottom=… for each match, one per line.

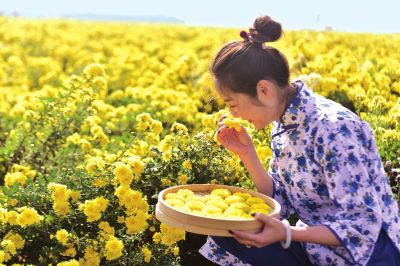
left=0, top=17, right=399, bottom=265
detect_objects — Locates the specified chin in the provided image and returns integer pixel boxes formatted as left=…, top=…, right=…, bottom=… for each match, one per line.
left=253, top=121, right=269, bottom=130
left=253, top=123, right=264, bottom=130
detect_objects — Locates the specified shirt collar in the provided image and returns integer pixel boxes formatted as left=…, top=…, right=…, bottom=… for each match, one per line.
left=272, top=80, right=308, bottom=138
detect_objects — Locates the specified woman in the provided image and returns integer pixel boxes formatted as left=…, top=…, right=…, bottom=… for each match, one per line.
left=199, top=15, right=400, bottom=266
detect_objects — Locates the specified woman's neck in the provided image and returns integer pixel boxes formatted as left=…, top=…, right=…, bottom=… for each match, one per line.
left=278, top=83, right=297, bottom=121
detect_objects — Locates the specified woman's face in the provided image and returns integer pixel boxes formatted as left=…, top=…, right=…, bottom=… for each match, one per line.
left=216, top=80, right=283, bottom=130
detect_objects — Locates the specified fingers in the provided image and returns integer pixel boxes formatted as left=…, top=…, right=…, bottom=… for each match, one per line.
left=216, top=125, right=228, bottom=140
left=218, top=115, right=227, bottom=123
left=252, top=213, right=274, bottom=226
left=230, top=230, right=263, bottom=244
left=217, top=122, right=228, bottom=131
left=232, top=234, right=263, bottom=248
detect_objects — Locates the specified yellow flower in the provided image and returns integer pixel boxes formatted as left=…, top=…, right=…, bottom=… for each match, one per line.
left=161, top=178, right=172, bottom=186
left=229, top=202, right=250, bottom=212
left=83, top=63, right=106, bottom=78
left=56, top=259, right=79, bottom=266
left=126, top=157, right=145, bottom=181
left=183, top=200, right=205, bottom=211
left=161, top=233, right=175, bottom=246
left=93, top=178, right=107, bottom=187
left=224, top=195, right=244, bottom=205
left=9, top=198, right=18, bottom=207
left=60, top=245, right=77, bottom=257
left=137, top=198, right=149, bottom=213
left=173, top=246, right=179, bottom=256
left=165, top=192, right=185, bottom=201
left=165, top=198, right=185, bottom=208
left=99, top=221, right=115, bottom=236
left=117, top=216, right=125, bottom=223
left=125, top=210, right=148, bottom=235
left=250, top=202, right=271, bottom=211
left=223, top=207, right=245, bottom=218
left=4, top=172, right=27, bottom=187
left=80, top=139, right=92, bottom=152
left=142, top=246, right=152, bottom=263
left=207, top=199, right=228, bottom=211
left=1, top=239, right=16, bottom=255
left=161, top=150, right=172, bottom=162
left=86, top=161, right=97, bottom=174
left=80, top=247, right=101, bottom=266
left=0, top=250, right=6, bottom=264
left=182, top=160, right=192, bottom=170
left=210, top=188, right=231, bottom=199
left=16, top=207, right=43, bottom=227
left=68, top=190, right=81, bottom=203
left=203, top=194, right=223, bottom=203
left=160, top=223, right=185, bottom=245
left=249, top=208, right=270, bottom=215
left=152, top=232, right=162, bottom=244
left=178, top=174, right=188, bottom=185
left=5, top=211, right=18, bottom=225
left=104, top=236, right=123, bottom=261
left=114, top=186, right=143, bottom=209
left=152, top=121, right=163, bottom=134
left=79, top=197, right=109, bottom=222
left=176, top=189, right=194, bottom=198
left=202, top=205, right=223, bottom=216
left=233, top=192, right=252, bottom=200
left=4, top=232, right=25, bottom=250
left=48, top=183, right=69, bottom=201
left=53, top=201, right=70, bottom=216
left=56, top=229, right=69, bottom=245
left=114, top=162, right=133, bottom=186
left=92, top=76, right=108, bottom=96
left=171, top=122, right=188, bottom=135
left=245, top=197, right=265, bottom=205
left=223, top=117, right=242, bottom=132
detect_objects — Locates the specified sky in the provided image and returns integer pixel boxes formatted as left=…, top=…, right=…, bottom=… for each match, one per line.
left=1, top=0, right=400, bottom=33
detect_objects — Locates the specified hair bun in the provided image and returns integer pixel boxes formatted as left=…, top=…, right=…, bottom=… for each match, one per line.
left=250, top=15, right=282, bottom=43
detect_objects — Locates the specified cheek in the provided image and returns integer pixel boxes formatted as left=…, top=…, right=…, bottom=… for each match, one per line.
left=229, top=109, right=239, bottom=118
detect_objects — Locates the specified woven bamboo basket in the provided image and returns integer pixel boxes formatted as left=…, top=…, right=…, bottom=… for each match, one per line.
left=156, top=184, right=281, bottom=237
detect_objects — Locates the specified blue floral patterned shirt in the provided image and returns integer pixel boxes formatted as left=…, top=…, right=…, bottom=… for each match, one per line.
left=270, top=80, right=400, bottom=265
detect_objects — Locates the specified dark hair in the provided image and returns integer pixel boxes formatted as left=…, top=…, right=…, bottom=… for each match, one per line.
left=211, top=15, right=290, bottom=97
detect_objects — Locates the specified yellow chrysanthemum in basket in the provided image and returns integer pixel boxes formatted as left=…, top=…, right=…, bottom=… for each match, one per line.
left=210, top=188, right=231, bottom=199
left=206, top=199, right=228, bottom=211
left=165, top=199, right=185, bottom=208
left=183, top=200, right=205, bottom=211
left=177, top=189, right=194, bottom=198
left=224, top=195, right=244, bottom=205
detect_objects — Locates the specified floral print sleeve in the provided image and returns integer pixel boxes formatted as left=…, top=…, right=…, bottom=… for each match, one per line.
left=269, top=161, right=297, bottom=220
left=315, top=117, right=392, bottom=265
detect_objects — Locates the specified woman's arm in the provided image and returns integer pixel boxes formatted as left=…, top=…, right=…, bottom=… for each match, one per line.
left=216, top=118, right=274, bottom=197
left=291, top=225, right=341, bottom=246
left=230, top=214, right=341, bottom=248
left=239, top=148, right=274, bottom=197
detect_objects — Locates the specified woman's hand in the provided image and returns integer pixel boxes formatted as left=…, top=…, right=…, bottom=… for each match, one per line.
left=217, top=116, right=256, bottom=159
left=229, top=213, right=287, bottom=248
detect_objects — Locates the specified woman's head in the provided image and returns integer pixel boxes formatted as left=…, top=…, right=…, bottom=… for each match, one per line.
left=211, top=15, right=292, bottom=129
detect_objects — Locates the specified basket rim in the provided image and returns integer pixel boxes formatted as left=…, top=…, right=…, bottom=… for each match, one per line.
left=157, top=183, right=281, bottom=222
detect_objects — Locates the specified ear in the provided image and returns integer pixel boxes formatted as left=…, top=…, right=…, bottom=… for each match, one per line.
left=256, top=80, right=274, bottom=101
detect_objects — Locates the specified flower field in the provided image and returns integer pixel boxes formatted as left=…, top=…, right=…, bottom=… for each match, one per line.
left=0, top=17, right=399, bottom=265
